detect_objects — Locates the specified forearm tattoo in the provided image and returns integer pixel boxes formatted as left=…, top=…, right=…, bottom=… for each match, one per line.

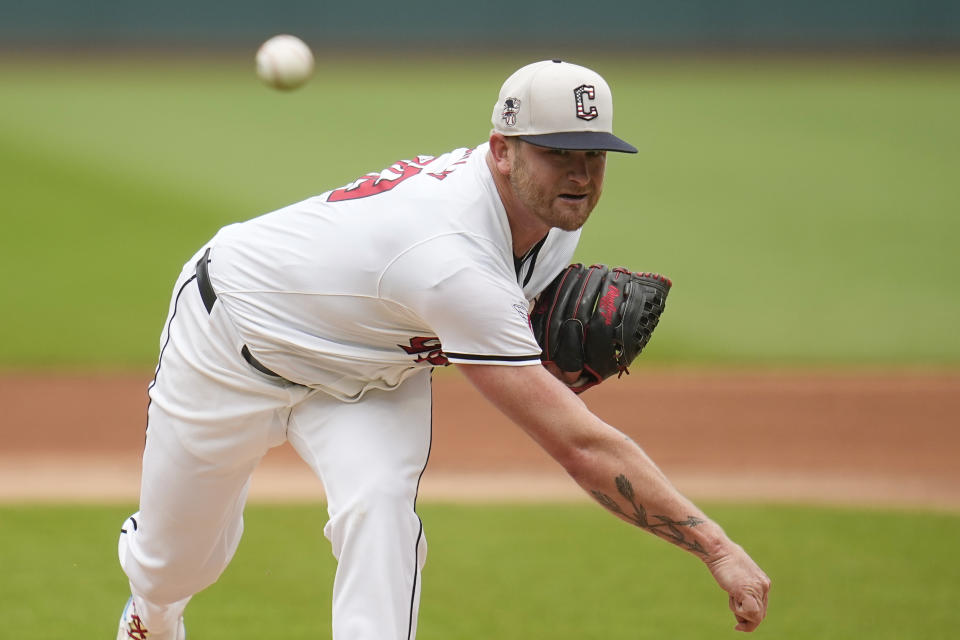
left=591, top=474, right=707, bottom=556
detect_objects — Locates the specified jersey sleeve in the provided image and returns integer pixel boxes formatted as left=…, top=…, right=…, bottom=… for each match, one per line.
left=379, top=236, right=543, bottom=366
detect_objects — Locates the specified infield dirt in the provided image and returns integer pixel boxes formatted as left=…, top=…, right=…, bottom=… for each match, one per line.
left=2, top=369, right=957, bottom=509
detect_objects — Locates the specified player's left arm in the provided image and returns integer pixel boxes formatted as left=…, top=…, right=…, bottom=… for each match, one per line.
left=457, top=361, right=771, bottom=632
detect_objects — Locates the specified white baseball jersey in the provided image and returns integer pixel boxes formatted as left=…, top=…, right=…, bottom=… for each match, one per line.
left=207, top=143, right=580, bottom=401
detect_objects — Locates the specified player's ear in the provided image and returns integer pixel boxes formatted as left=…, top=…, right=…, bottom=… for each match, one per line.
left=488, top=133, right=514, bottom=175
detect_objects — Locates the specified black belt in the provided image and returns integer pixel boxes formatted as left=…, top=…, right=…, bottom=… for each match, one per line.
left=195, top=248, right=284, bottom=379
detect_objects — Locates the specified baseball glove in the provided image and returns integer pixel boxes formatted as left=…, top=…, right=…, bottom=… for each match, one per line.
left=531, top=264, right=671, bottom=393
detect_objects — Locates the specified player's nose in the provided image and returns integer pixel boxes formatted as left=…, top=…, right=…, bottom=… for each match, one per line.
left=566, top=153, right=592, bottom=185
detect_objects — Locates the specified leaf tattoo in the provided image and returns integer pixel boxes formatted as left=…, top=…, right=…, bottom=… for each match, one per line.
left=591, top=474, right=707, bottom=556
left=615, top=474, right=634, bottom=501
left=592, top=491, right=622, bottom=514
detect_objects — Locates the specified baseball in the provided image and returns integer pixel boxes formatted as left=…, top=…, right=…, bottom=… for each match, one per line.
left=255, top=34, right=314, bottom=91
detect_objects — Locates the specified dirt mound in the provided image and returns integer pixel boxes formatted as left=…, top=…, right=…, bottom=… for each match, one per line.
left=2, top=369, right=957, bottom=509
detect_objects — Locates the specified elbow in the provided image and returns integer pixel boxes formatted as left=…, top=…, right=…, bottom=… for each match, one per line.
left=551, top=432, right=608, bottom=483
left=547, top=421, right=636, bottom=486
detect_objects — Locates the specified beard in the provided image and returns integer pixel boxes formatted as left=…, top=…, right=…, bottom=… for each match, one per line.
left=508, top=149, right=601, bottom=231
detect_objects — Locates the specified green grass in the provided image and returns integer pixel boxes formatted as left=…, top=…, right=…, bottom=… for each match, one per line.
left=2, top=501, right=959, bottom=639
left=1, top=55, right=958, bottom=368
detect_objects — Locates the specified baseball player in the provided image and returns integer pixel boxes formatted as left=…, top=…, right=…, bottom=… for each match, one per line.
left=116, top=59, right=770, bottom=639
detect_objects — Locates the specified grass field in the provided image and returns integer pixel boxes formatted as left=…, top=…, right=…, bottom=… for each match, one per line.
left=2, top=501, right=958, bottom=639
left=1, top=55, right=958, bottom=368
left=1, top=54, right=957, bottom=639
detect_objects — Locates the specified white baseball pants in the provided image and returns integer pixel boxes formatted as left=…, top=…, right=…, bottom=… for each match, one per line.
left=118, top=250, right=432, bottom=640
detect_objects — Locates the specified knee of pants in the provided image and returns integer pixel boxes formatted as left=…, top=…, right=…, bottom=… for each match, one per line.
left=324, top=485, right=426, bottom=562
left=119, top=514, right=243, bottom=604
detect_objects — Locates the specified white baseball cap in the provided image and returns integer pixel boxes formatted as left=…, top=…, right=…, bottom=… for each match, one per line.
left=492, top=59, right=637, bottom=154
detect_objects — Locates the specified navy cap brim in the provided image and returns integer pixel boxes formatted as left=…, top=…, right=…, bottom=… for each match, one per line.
left=518, top=131, right=637, bottom=154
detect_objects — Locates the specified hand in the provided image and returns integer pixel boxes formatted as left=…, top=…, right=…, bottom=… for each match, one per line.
left=543, top=362, right=583, bottom=386
left=704, top=543, right=771, bottom=632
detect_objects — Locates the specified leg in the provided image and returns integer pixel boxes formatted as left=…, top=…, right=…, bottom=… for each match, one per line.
left=118, top=249, right=306, bottom=635
left=288, top=370, right=433, bottom=640
left=118, top=402, right=259, bottom=634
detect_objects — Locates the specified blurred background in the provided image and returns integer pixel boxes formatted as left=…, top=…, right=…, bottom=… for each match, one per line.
left=2, top=3, right=960, bottom=639
left=1, top=0, right=958, bottom=370
left=4, top=0, right=960, bottom=51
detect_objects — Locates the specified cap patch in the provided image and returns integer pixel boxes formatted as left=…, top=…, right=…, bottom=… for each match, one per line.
left=574, top=85, right=598, bottom=121
left=501, top=97, right=522, bottom=127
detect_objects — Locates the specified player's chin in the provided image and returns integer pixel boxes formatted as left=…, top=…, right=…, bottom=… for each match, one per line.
left=550, top=197, right=594, bottom=230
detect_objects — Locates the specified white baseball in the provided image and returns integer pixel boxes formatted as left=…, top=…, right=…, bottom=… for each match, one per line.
left=256, top=35, right=314, bottom=91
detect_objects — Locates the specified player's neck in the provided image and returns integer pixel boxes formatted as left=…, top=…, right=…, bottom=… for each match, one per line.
left=510, top=220, right=550, bottom=259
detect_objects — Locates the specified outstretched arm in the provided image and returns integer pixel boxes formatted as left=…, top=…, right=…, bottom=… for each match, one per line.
left=457, top=362, right=771, bottom=632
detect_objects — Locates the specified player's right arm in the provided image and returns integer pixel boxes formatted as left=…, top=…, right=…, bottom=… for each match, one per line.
left=457, top=361, right=771, bottom=633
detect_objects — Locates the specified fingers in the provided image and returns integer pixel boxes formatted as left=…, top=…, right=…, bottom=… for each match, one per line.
left=703, top=537, right=772, bottom=632
left=729, top=583, right=770, bottom=632
left=543, top=362, right=583, bottom=385
left=735, top=617, right=760, bottom=633
left=729, top=595, right=759, bottom=632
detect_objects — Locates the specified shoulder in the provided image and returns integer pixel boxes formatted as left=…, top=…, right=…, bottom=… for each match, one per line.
left=321, top=146, right=482, bottom=205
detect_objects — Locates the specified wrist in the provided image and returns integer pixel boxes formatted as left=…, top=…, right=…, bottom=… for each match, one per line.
left=697, top=523, right=734, bottom=564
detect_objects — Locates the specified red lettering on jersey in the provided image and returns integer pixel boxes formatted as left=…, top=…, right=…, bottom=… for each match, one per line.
left=327, top=156, right=436, bottom=202
left=597, top=284, right=620, bottom=325
left=427, top=148, right=473, bottom=180
left=398, top=336, right=449, bottom=366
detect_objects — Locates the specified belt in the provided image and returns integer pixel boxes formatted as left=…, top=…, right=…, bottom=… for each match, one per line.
left=195, top=248, right=284, bottom=380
